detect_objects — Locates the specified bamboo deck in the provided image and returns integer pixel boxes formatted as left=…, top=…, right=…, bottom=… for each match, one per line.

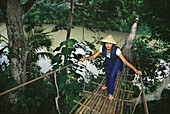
left=70, top=69, right=135, bottom=114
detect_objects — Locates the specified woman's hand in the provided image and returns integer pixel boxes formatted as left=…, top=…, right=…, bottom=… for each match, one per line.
left=135, top=70, right=142, bottom=75
left=79, top=58, right=86, bottom=62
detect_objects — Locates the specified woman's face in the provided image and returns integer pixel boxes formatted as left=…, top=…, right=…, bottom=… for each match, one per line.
left=105, top=42, right=113, bottom=50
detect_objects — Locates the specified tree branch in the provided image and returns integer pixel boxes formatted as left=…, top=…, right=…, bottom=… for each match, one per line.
left=22, top=0, right=41, bottom=19
left=75, top=6, right=97, bottom=27
left=121, top=15, right=139, bottom=62
left=132, top=75, right=170, bottom=104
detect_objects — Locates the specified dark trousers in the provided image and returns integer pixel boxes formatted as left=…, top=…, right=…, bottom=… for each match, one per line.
left=105, top=62, right=121, bottom=95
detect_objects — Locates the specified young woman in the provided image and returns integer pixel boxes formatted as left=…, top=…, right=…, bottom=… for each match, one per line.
left=79, top=34, right=142, bottom=100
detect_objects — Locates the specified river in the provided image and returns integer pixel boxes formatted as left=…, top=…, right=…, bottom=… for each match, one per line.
left=0, top=23, right=129, bottom=74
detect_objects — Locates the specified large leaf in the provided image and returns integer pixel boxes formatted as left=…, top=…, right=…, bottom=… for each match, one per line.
left=61, top=47, right=72, bottom=56
left=53, top=41, right=66, bottom=52
left=51, top=54, right=62, bottom=64
left=66, top=39, right=77, bottom=47
left=37, top=52, right=53, bottom=59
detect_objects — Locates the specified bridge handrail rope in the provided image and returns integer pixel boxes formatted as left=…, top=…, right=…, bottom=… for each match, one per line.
left=132, top=75, right=149, bottom=114
left=0, top=61, right=79, bottom=96
left=54, top=72, right=60, bottom=114
left=140, top=75, right=149, bottom=114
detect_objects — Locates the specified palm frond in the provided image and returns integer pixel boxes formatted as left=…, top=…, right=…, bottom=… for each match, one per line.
left=37, top=52, right=53, bottom=59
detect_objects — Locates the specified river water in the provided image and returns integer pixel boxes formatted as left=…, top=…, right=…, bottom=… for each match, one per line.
left=0, top=23, right=128, bottom=74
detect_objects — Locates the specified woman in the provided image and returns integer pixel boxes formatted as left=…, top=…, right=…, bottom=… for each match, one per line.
left=79, top=34, right=142, bottom=100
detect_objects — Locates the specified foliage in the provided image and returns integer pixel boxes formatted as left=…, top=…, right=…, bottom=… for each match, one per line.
left=0, top=47, right=18, bottom=113
left=24, top=0, right=69, bottom=25
left=82, top=40, right=105, bottom=71
left=0, top=70, right=57, bottom=114
left=51, top=38, right=102, bottom=113
left=22, top=0, right=142, bottom=33
left=137, top=20, right=151, bottom=35
left=132, top=36, right=169, bottom=93
left=0, top=0, right=169, bottom=113
left=136, top=0, right=170, bottom=42
left=73, top=0, right=140, bottom=32
left=24, top=24, right=53, bottom=75
left=0, top=25, right=57, bottom=113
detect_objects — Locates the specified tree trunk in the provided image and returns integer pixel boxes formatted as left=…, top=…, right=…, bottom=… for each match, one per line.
left=122, top=15, right=169, bottom=105
left=66, top=0, right=74, bottom=41
left=121, top=15, right=139, bottom=61
left=133, top=75, right=170, bottom=104
left=6, top=0, right=28, bottom=85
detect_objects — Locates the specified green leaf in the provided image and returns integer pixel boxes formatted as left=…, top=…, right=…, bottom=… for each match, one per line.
left=61, top=47, right=73, bottom=55
left=66, top=39, right=77, bottom=47
left=53, top=41, right=66, bottom=52
left=67, top=73, right=74, bottom=78
left=52, top=55, right=62, bottom=64
left=121, top=81, right=125, bottom=87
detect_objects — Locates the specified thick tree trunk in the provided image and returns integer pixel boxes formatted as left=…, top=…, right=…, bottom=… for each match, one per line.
left=121, top=15, right=139, bottom=61
left=6, top=0, right=28, bottom=85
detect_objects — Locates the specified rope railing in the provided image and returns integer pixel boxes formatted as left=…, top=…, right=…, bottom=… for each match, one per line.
left=0, top=61, right=79, bottom=96
left=132, top=75, right=149, bottom=114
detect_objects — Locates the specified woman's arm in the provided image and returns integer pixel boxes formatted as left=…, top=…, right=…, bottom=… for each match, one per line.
left=119, top=53, right=142, bottom=75
left=79, top=50, right=101, bottom=62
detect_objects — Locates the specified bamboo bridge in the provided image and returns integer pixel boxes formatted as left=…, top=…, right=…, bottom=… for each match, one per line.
left=70, top=67, right=149, bottom=114
left=69, top=15, right=149, bottom=114
left=0, top=16, right=149, bottom=114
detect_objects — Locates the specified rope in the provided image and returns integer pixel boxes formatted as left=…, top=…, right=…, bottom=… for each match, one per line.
left=0, top=61, right=78, bottom=96
left=132, top=75, right=149, bottom=114
left=132, top=90, right=142, bottom=114
left=54, top=73, right=60, bottom=114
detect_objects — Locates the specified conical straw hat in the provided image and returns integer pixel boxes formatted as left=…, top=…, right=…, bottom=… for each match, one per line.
left=100, top=34, right=117, bottom=44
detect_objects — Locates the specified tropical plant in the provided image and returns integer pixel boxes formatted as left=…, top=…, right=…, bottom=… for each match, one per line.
left=51, top=38, right=102, bottom=113
left=132, top=35, right=169, bottom=93
left=24, top=24, right=53, bottom=76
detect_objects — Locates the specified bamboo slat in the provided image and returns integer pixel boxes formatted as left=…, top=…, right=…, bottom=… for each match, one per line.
left=75, top=79, right=105, bottom=113
left=94, top=90, right=107, bottom=113
left=81, top=86, right=104, bottom=113
left=73, top=100, right=101, bottom=114
left=96, top=75, right=106, bottom=78
left=120, top=69, right=129, bottom=114
left=109, top=72, right=123, bottom=114
left=120, top=81, right=127, bottom=114
left=91, top=82, right=100, bottom=85
left=111, top=70, right=126, bottom=114
left=73, top=70, right=135, bottom=114
left=85, top=89, right=103, bottom=114
left=76, top=79, right=106, bottom=113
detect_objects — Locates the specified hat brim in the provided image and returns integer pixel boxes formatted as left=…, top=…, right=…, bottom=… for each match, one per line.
left=100, top=40, right=117, bottom=44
